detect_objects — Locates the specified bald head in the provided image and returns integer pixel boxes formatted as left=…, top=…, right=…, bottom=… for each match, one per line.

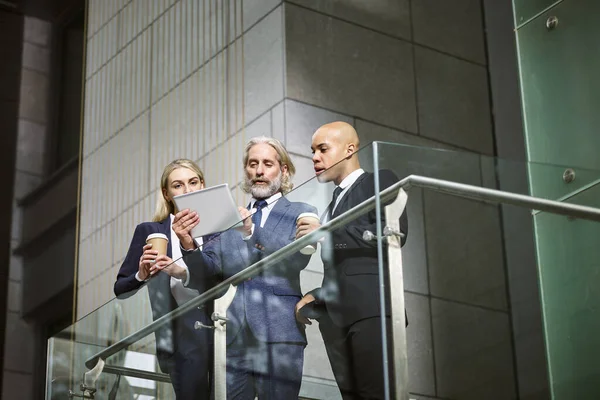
left=311, top=121, right=361, bottom=185
left=316, top=121, right=360, bottom=148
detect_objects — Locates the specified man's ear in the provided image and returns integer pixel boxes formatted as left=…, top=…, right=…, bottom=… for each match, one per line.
left=346, top=143, right=357, bottom=158
left=281, top=164, right=289, bottom=175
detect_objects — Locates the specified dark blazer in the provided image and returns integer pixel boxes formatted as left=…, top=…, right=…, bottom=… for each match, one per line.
left=185, top=196, right=317, bottom=345
left=311, top=170, right=408, bottom=327
left=114, top=217, right=214, bottom=373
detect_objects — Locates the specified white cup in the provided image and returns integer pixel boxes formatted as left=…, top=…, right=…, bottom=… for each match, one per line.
left=296, top=212, right=320, bottom=255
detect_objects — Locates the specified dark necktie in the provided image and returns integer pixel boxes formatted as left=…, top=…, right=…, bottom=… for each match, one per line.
left=252, top=199, right=268, bottom=228
left=328, top=186, right=343, bottom=217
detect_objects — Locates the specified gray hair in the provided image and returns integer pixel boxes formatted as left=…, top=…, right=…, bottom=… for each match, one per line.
left=242, top=136, right=295, bottom=194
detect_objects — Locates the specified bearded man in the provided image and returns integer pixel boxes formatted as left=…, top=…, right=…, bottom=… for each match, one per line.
left=179, top=136, right=316, bottom=400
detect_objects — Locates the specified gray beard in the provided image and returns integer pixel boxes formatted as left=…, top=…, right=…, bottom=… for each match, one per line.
left=246, top=173, right=282, bottom=199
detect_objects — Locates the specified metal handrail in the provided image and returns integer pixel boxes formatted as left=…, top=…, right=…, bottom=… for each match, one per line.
left=102, top=365, right=171, bottom=383
left=85, top=174, right=600, bottom=369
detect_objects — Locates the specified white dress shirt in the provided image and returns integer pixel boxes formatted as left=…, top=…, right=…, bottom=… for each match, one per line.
left=244, top=192, right=283, bottom=238
left=323, top=168, right=365, bottom=222
left=169, top=214, right=201, bottom=306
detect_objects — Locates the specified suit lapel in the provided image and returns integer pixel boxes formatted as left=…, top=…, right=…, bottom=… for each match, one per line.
left=333, top=172, right=369, bottom=218
left=262, top=196, right=290, bottom=232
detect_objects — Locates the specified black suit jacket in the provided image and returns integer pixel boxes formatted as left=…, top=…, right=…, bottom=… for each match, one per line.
left=114, top=217, right=214, bottom=373
left=310, top=170, right=408, bottom=327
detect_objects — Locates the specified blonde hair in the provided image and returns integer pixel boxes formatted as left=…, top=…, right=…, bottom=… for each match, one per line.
left=152, top=159, right=205, bottom=222
left=242, top=136, right=295, bottom=195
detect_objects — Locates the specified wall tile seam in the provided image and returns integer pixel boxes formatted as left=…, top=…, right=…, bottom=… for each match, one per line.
left=5, top=310, right=22, bottom=320
left=83, top=39, right=246, bottom=155
left=22, top=39, right=51, bottom=52
left=428, top=294, right=511, bottom=314
left=285, top=2, right=488, bottom=68
left=78, top=202, right=154, bottom=243
left=86, top=3, right=168, bottom=79
left=14, top=168, right=44, bottom=179
left=78, top=132, right=253, bottom=240
left=82, top=109, right=148, bottom=159
left=87, top=0, right=247, bottom=82
left=79, top=269, right=115, bottom=287
left=408, top=0, right=421, bottom=137
left=284, top=98, right=478, bottom=154
left=87, top=0, right=134, bottom=41
left=230, top=99, right=285, bottom=138
left=17, top=116, right=47, bottom=129
left=79, top=181, right=249, bottom=252
left=86, top=0, right=282, bottom=83
left=443, top=342, right=517, bottom=364
left=284, top=1, right=412, bottom=43
left=17, top=114, right=48, bottom=127
left=413, top=41, right=488, bottom=69
left=21, top=63, right=51, bottom=77
left=2, top=368, right=33, bottom=376
left=287, top=150, right=315, bottom=160
left=82, top=94, right=284, bottom=170
left=280, top=1, right=287, bottom=102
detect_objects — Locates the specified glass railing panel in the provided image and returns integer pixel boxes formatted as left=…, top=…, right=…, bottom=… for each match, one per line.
left=47, top=336, right=173, bottom=399
left=49, top=141, right=600, bottom=399
left=374, top=141, right=600, bottom=399
left=377, top=142, right=528, bottom=399
left=374, top=140, right=600, bottom=205
left=50, top=143, right=389, bottom=399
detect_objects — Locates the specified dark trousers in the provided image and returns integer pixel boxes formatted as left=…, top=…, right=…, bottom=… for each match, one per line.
left=170, top=347, right=213, bottom=400
left=319, top=315, right=394, bottom=400
left=226, top=325, right=305, bottom=400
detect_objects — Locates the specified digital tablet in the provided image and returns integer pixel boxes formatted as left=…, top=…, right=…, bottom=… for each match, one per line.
left=173, top=183, right=243, bottom=237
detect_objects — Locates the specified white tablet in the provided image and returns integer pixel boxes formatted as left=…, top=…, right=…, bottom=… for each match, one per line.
left=173, top=183, right=243, bottom=237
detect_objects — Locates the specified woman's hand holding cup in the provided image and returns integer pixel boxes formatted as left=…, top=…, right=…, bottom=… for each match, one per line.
left=138, top=243, right=158, bottom=280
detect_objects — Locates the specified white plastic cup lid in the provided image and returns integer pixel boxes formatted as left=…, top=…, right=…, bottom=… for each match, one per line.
left=146, top=233, right=169, bottom=242
left=296, top=212, right=320, bottom=221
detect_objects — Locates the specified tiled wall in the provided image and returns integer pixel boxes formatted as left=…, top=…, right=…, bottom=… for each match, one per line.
left=77, top=1, right=520, bottom=399
left=3, top=15, right=52, bottom=400
left=281, top=1, right=514, bottom=399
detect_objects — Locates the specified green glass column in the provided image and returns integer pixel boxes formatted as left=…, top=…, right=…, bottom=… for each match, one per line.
left=514, top=0, right=600, bottom=397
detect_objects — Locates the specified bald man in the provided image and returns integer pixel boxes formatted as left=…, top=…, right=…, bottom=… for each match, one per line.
left=295, top=121, right=408, bottom=399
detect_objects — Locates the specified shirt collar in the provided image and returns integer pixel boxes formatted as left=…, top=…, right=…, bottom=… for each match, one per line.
left=338, top=168, right=365, bottom=190
left=250, top=191, right=282, bottom=210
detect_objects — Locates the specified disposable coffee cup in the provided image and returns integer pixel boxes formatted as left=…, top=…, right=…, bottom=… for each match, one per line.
left=146, top=233, right=169, bottom=256
left=296, top=212, right=320, bottom=255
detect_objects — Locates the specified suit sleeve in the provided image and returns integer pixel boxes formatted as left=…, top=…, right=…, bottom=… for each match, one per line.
left=258, top=203, right=318, bottom=275
left=183, top=234, right=224, bottom=290
left=336, top=170, right=408, bottom=249
left=114, top=224, right=146, bottom=299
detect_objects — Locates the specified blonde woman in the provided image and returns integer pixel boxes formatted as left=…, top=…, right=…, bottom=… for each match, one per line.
left=114, top=159, right=214, bottom=400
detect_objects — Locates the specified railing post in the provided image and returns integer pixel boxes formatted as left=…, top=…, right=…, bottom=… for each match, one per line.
left=385, top=188, right=409, bottom=400
left=212, top=285, right=237, bottom=400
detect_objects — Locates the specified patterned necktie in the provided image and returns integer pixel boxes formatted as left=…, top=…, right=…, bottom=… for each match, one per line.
left=252, top=199, right=268, bottom=228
